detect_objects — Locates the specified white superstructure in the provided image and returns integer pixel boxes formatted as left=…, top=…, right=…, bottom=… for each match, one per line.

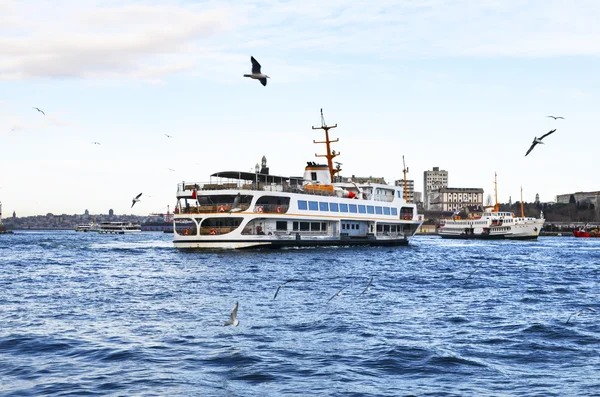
left=97, top=222, right=141, bottom=234
left=438, top=210, right=544, bottom=240
left=172, top=111, right=423, bottom=250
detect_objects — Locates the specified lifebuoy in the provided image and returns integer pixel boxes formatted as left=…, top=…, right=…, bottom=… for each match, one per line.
left=257, top=206, right=263, bottom=213
left=218, top=205, right=226, bottom=212
left=210, top=228, right=217, bottom=235
left=184, top=229, right=189, bottom=235
left=276, top=206, right=282, bottom=213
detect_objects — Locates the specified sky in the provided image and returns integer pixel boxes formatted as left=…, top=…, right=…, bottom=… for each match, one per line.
left=1, top=0, right=600, bottom=217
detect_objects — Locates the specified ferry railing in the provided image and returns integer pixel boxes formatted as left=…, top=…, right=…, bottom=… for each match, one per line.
left=177, top=181, right=348, bottom=198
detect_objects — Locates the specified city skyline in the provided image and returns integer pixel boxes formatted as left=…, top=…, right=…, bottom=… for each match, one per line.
left=1, top=1, right=600, bottom=216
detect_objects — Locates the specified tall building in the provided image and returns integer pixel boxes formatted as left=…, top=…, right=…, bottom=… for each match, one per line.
left=109, top=209, right=114, bottom=216
left=394, top=179, right=415, bottom=203
left=423, top=166, right=448, bottom=210
left=84, top=209, right=89, bottom=216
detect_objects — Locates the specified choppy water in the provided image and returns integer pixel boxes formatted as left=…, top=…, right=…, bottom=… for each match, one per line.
left=1, top=231, right=599, bottom=396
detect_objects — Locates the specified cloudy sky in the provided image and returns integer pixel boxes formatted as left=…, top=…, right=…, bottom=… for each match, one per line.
left=1, top=0, right=599, bottom=216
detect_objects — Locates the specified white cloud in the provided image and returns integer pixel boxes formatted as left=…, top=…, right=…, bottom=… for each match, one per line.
left=2, top=0, right=600, bottom=83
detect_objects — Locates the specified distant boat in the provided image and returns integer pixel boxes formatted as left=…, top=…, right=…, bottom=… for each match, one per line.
left=97, top=222, right=141, bottom=234
left=75, top=223, right=98, bottom=232
left=573, top=226, right=600, bottom=238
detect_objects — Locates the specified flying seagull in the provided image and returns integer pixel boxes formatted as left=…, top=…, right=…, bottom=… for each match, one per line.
left=92, top=142, right=101, bottom=145
left=273, top=279, right=298, bottom=299
left=359, top=276, right=373, bottom=295
left=223, top=301, right=239, bottom=326
left=165, top=134, right=173, bottom=138
left=229, top=193, right=243, bottom=213
left=547, top=115, right=565, bottom=120
left=33, top=107, right=45, bottom=115
left=131, top=192, right=142, bottom=208
left=328, top=286, right=347, bottom=302
left=525, top=129, right=556, bottom=157
left=566, top=307, right=596, bottom=324
left=167, top=168, right=176, bottom=172
left=243, top=56, right=270, bottom=87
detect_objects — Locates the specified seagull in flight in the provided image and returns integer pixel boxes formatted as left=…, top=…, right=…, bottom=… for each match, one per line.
left=167, top=168, right=176, bottom=172
left=359, top=276, right=373, bottom=295
left=131, top=192, right=142, bottom=208
left=243, top=56, right=270, bottom=87
left=92, top=142, right=101, bottom=145
left=328, top=285, right=348, bottom=302
left=33, top=107, right=45, bottom=115
left=525, top=129, right=556, bottom=157
left=165, top=134, right=173, bottom=138
left=547, top=115, right=565, bottom=120
left=273, top=279, right=299, bottom=299
left=223, top=302, right=239, bottom=326
left=566, top=307, right=596, bottom=324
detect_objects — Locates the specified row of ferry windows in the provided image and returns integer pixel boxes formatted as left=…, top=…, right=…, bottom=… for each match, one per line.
left=297, top=200, right=397, bottom=216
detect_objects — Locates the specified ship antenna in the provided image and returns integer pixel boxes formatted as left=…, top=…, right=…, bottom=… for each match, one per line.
left=520, top=186, right=524, bottom=218
left=402, top=155, right=409, bottom=202
left=494, top=172, right=499, bottom=212
left=312, top=108, right=340, bottom=182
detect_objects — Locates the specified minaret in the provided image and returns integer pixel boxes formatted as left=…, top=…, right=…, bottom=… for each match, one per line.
left=312, top=109, right=340, bottom=182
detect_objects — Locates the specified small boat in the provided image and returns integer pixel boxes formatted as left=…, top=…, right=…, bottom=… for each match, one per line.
left=97, top=222, right=141, bottom=234
left=573, top=226, right=600, bottom=238
left=75, top=223, right=98, bottom=232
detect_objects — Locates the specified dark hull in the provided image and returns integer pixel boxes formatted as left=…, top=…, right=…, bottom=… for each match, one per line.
left=440, top=234, right=538, bottom=240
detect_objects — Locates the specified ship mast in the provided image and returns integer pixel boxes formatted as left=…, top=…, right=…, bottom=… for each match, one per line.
left=494, top=172, right=499, bottom=212
left=520, top=186, right=525, bottom=218
left=312, top=109, right=340, bottom=182
left=402, top=155, right=409, bottom=202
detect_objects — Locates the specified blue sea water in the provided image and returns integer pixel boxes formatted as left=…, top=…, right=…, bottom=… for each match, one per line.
left=1, top=231, right=599, bottom=396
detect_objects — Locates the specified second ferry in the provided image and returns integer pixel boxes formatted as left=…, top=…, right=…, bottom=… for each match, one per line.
left=172, top=110, right=423, bottom=249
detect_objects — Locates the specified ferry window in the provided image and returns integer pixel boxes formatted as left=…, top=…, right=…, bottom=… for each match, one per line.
left=349, top=204, right=358, bottom=213
left=358, top=205, right=366, bottom=213
left=311, top=222, right=321, bottom=231
left=375, top=206, right=383, bottom=214
left=319, top=202, right=329, bottom=211
left=383, top=207, right=391, bottom=215
left=321, top=222, right=327, bottom=230
left=293, top=221, right=299, bottom=231
left=276, top=221, right=287, bottom=231
left=384, top=225, right=390, bottom=232
left=377, top=224, right=383, bottom=232
left=308, top=201, right=318, bottom=210
left=351, top=224, right=355, bottom=230
left=311, top=172, right=317, bottom=181
left=340, top=203, right=348, bottom=212
left=397, top=191, right=402, bottom=198
left=367, top=206, right=374, bottom=214
left=391, top=208, right=398, bottom=216
left=300, top=222, right=310, bottom=231
left=298, top=201, right=308, bottom=210
left=342, top=224, right=346, bottom=230
left=330, top=203, right=339, bottom=212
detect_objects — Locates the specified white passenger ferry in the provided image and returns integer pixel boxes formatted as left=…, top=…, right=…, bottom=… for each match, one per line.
left=172, top=111, right=423, bottom=249
left=97, top=222, right=142, bottom=234
left=438, top=178, right=544, bottom=240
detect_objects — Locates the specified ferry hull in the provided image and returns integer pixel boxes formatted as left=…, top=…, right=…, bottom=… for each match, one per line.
left=173, top=237, right=409, bottom=250
left=439, top=234, right=539, bottom=240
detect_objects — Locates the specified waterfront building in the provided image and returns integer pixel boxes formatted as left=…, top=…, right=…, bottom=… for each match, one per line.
left=423, top=167, right=448, bottom=210
left=556, top=191, right=600, bottom=204
left=428, top=187, right=484, bottom=212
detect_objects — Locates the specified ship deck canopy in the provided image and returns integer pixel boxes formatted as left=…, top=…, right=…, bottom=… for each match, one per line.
left=210, top=171, right=305, bottom=185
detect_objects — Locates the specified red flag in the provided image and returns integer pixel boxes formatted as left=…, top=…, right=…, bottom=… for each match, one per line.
left=192, top=189, right=197, bottom=199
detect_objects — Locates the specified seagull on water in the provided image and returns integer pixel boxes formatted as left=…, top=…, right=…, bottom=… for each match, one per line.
left=131, top=192, right=142, bottom=208
left=33, top=107, right=45, bottom=115
left=359, top=276, right=373, bottom=295
left=223, top=302, right=239, bottom=326
left=547, top=115, right=565, bottom=120
left=525, top=129, right=556, bottom=157
left=273, top=279, right=299, bottom=299
left=243, top=56, right=270, bottom=87
left=566, top=307, right=596, bottom=324
left=328, top=286, right=348, bottom=302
